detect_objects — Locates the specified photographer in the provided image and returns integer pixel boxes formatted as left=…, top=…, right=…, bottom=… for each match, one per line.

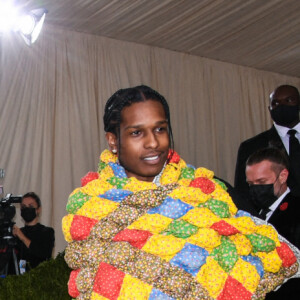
left=13, top=192, right=55, bottom=272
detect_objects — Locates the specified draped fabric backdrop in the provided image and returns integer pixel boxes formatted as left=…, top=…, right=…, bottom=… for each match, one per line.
left=0, top=25, right=299, bottom=254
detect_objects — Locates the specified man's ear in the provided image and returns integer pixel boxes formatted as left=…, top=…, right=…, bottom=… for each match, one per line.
left=105, top=132, right=118, bottom=153
left=279, top=168, right=289, bottom=184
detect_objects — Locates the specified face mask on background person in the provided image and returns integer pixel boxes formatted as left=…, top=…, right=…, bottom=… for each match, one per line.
left=270, top=105, right=300, bottom=126
left=21, top=207, right=37, bottom=223
left=249, top=183, right=277, bottom=209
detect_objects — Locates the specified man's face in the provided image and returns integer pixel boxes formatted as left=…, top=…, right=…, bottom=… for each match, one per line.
left=246, top=160, right=285, bottom=197
left=106, top=100, right=170, bottom=182
left=269, top=86, right=300, bottom=110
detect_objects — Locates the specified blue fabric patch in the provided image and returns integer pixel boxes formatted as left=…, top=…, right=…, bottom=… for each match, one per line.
left=149, top=289, right=175, bottom=300
left=241, top=255, right=264, bottom=277
left=170, top=243, right=208, bottom=276
left=147, top=197, right=193, bottom=219
left=235, top=210, right=252, bottom=218
left=186, top=164, right=196, bottom=170
left=108, top=162, right=127, bottom=178
left=99, top=189, right=132, bottom=203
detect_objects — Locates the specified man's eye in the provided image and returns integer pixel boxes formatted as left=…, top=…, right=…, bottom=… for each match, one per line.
left=156, top=127, right=166, bottom=132
left=131, top=130, right=140, bottom=136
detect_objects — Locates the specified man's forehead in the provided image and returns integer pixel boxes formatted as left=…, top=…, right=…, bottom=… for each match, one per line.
left=271, top=86, right=299, bottom=100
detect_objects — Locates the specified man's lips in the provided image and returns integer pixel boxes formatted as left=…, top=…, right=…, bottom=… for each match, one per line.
left=143, top=155, right=159, bottom=161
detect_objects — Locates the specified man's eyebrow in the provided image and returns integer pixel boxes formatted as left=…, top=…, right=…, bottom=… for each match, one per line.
left=124, top=120, right=168, bottom=130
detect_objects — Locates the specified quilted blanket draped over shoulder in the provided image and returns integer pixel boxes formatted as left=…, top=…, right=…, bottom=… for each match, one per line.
left=62, top=150, right=298, bottom=300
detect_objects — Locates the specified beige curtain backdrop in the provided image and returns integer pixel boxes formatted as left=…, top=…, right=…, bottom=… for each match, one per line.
left=0, top=25, right=299, bottom=254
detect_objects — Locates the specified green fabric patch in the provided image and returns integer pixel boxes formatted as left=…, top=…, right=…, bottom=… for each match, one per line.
left=162, top=219, right=199, bottom=238
left=246, top=233, right=276, bottom=253
left=202, top=198, right=230, bottom=218
left=179, top=167, right=195, bottom=180
left=98, top=161, right=107, bottom=173
left=66, top=191, right=91, bottom=214
left=107, top=176, right=129, bottom=189
left=210, top=236, right=238, bottom=273
left=213, top=178, right=228, bottom=191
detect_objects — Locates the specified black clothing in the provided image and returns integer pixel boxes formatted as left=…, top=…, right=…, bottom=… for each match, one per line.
left=267, top=192, right=300, bottom=249
left=17, top=223, right=55, bottom=270
left=234, top=126, right=300, bottom=196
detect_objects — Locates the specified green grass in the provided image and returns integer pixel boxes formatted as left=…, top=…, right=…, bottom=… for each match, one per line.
left=0, top=252, right=72, bottom=300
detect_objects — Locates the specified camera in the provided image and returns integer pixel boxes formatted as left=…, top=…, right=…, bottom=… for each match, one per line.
left=0, top=194, right=22, bottom=246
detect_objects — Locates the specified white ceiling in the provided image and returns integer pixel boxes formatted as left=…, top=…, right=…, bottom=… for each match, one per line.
left=20, top=0, right=300, bottom=77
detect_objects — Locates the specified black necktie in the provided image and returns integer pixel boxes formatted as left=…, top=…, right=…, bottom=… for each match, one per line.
left=288, top=129, right=300, bottom=158
left=259, top=208, right=271, bottom=220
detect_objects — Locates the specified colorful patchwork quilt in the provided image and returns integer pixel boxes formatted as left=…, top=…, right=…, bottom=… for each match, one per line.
left=62, top=150, right=298, bottom=300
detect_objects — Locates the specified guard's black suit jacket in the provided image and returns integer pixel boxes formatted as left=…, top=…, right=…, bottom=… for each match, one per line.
left=234, top=126, right=300, bottom=196
left=267, top=192, right=300, bottom=249
left=264, top=192, right=300, bottom=300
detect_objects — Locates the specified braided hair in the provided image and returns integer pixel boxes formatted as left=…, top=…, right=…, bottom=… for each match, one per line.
left=103, top=85, right=174, bottom=153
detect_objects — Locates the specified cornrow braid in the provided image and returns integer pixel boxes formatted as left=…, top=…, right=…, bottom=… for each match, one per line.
left=103, top=85, right=175, bottom=156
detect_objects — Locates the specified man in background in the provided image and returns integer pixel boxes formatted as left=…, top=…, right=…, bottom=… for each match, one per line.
left=235, top=84, right=300, bottom=196
left=245, top=148, right=300, bottom=299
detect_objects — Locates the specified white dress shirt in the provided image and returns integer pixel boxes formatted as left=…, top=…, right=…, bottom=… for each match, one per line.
left=265, top=187, right=290, bottom=221
left=274, top=122, right=300, bottom=154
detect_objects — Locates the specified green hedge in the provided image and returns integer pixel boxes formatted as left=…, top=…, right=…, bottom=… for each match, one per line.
left=0, top=252, right=72, bottom=300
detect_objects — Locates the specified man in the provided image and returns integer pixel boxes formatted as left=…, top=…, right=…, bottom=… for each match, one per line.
left=235, top=84, right=300, bottom=196
left=13, top=192, right=55, bottom=272
left=245, top=148, right=300, bottom=299
left=246, top=148, right=300, bottom=247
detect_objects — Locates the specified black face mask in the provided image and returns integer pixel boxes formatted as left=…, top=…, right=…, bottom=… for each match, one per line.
left=249, top=184, right=277, bottom=209
left=270, top=105, right=300, bottom=126
left=21, top=207, right=37, bottom=223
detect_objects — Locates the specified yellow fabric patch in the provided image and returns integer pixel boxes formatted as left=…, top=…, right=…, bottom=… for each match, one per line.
left=255, top=250, right=282, bottom=273
left=81, top=179, right=113, bottom=196
left=210, top=186, right=237, bottom=215
left=76, top=197, right=119, bottom=220
left=142, top=234, right=186, bottom=261
left=118, top=274, right=152, bottom=300
left=177, top=178, right=192, bottom=186
left=123, top=178, right=157, bottom=192
left=91, top=291, right=109, bottom=299
left=196, top=257, right=228, bottom=298
left=194, top=167, right=214, bottom=179
left=177, top=158, right=187, bottom=169
left=62, top=214, right=74, bottom=242
left=128, top=214, right=172, bottom=234
left=98, top=165, right=114, bottom=181
left=255, top=225, right=280, bottom=247
left=226, top=216, right=256, bottom=235
left=187, top=228, right=221, bottom=249
left=100, top=149, right=118, bottom=164
left=161, top=163, right=181, bottom=184
left=230, top=258, right=260, bottom=293
left=229, top=234, right=252, bottom=255
left=69, top=187, right=82, bottom=197
left=169, top=186, right=210, bottom=206
left=182, top=207, right=220, bottom=228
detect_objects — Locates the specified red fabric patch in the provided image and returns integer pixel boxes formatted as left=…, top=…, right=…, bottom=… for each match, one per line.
left=189, top=177, right=215, bottom=194
left=167, top=149, right=180, bottom=163
left=93, top=262, right=125, bottom=300
left=68, top=269, right=80, bottom=298
left=81, top=171, right=99, bottom=187
left=217, top=275, right=252, bottom=300
left=113, top=229, right=153, bottom=249
left=70, top=215, right=98, bottom=241
left=276, top=242, right=297, bottom=267
left=279, top=202, right=288, bottom=211
left=211, top=220, right=240, bottom=236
